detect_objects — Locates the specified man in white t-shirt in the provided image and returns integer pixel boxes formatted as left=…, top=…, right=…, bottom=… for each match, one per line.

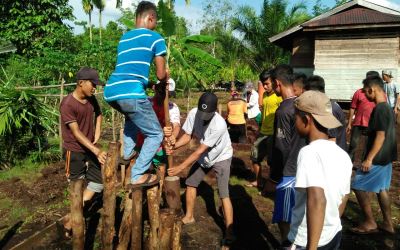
left=242, top=82, right=261, bottom=126
left=167, top=92, right=234, bottom=248
left=283, top=91, right=352, bottom=250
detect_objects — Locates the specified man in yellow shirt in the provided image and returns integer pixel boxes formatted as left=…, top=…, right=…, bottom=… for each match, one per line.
left=226, top=91, right=248, bottom=143
left=247, top=70, right=282, bottom=188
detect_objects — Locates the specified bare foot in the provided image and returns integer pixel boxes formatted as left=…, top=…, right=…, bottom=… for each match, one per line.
left=182, top=216, right=195, bottom=225
left=245, top=181, right=258, bottom=188
left=379, top=222, right=395, bottom=234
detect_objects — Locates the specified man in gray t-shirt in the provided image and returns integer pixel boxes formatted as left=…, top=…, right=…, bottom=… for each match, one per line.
left=167, top=92, right=234, bottom=247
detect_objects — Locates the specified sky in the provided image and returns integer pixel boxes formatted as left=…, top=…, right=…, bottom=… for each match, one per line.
left=66, top=0, right=400, bottom=34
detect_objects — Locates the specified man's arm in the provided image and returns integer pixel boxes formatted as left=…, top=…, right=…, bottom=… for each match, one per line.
left=395, top=94, right=400, bottom=114
left=93, top=114, right=102, bottom=144
left=172, top=122, right=180, bottom=138
left=346, top=108, right=355, bottom=134
left=154, top=56, right=168, bottom=82
left=306, top=187, right=326, bottom=250
left=168, top=143, right=208, bottom=176
left=68, top=122, right=107, bottom=164
left=361, top=131, right=385, bottom=172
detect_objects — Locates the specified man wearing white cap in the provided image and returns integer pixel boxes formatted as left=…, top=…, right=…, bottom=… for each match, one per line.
left=382, top=70, right=399, bottom=114
left=243, top=82, right=262, bottom=127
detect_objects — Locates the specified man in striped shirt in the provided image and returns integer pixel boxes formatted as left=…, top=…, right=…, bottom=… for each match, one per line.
left=104, top=1, right=169, bottom=186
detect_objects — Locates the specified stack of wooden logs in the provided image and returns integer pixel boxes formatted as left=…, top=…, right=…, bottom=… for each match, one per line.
left=69, top=142, right=183, bottom=250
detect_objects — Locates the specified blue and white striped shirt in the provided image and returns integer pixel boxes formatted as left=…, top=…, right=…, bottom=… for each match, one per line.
left=104, top=28, right=167, bottom=101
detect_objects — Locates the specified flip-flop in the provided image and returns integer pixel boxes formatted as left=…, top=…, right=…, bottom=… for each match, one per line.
left=350, top=227, right=378, bottom=235
left=221, top=235, right=236, bottom=247
left=127, top=174, right=160, bottom=189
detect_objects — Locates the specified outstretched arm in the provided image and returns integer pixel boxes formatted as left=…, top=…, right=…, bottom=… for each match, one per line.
left=167, top=143, right=208, bottom=176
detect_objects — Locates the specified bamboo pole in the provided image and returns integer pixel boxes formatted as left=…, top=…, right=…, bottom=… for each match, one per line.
left=131, top=187, right=143, bottom=250
left=59, top=78, right=65, bottom=156
left=101, top=142, right=119, bottom=250
left=70, top=179, right=84, bottom=250
left=147, top=185, right=160, bottom=250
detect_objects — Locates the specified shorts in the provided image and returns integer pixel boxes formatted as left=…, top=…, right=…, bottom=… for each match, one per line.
left=185, top=158, right=232, bottom=198
left=251, top=134, right=273, bottom=164
left=351, top=163, right=392, bottom=193
left=283, top=230, right=342, bottom=250
left=272, top=176, right=296, bottom=224
left=63, top=150, right=103, bottom=185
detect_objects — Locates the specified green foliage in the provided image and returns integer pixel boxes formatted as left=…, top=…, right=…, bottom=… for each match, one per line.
left=0, top=69, right=58, bottom=168
left=0, top=0, right=74, bottom=57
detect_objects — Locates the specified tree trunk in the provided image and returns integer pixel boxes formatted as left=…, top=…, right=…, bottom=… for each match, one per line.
left=172, top=218, right=183, bottom=250
left=131, top=187, right=143, bottom=250
left=101, top=142, right=119, bottom=250
left=159, top=208, right=176, bottom=249
left=147, top=186, right=160, bottom=250
left=89, top=12, right=92, bottom=44
left=99, top=11, right=103, bottom=46
left=70, top=179, right=84, bottom=250
left=116, top=190, right=133, bottom=250
left=164, top=176, right=182, bottom=211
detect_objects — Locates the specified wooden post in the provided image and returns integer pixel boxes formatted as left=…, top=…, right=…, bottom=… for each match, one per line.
left=112, top=109, right=116, bottom=142
left=70, top=179, right=84, bottom=250
left=131, top=187, right=143, bottom=250
left=164, top=176, right=182, bottom=211
left=159, top=208, right=176, bottom=249
left=116, top=190, right=133, bottom=250
left=172, top=218, right=183, bottom=250
left=218, top=103, right=222, bottom=115
left=101, top=142, right=119, bottom=250
left=147, top=185, right=160, bottom=250
left=157, top=163, right=166, bottom=199
left=120, top=127, right=126, bottom=186
left=58, top=78, right=65, bottom=156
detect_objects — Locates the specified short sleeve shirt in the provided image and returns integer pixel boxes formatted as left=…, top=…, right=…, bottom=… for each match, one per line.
left=260, top=92, right=282, bottom=136
left=270, top=97, right=306, bottom=180
left=365, top=102, right=397, bottom=165
left=288, top=140, right=352, bottom=247
left=182, top=108, right=233, bottom=168
left=60, top=94, right=101, bottom=152
left=384, top=81, right=399, bottom=108
left=104, top=28, right=167, bottom=101
left=350, top=89, right=375, bottom=127
left=328, top=101, right=347, bottom=151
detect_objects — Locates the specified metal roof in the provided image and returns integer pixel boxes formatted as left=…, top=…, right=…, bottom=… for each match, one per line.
left=269, top=0, right=400, bottom=45
left=305, top=6, right=400, bottom=27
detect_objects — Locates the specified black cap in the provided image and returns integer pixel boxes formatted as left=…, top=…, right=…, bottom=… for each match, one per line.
left=197, top=92, right=218, bottom=120
left=76, top=67, right=103, bottom=85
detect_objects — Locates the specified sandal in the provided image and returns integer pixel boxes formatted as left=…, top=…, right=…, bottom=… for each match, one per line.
left=221, top=234, right=236, bottom=247
left=127, top=174, right=160, bottom=189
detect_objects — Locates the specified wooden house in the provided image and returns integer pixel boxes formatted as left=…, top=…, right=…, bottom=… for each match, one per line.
left=269, top=0, right=400, bottom=101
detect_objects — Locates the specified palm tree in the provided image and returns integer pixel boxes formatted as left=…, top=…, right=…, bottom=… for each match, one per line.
left=92, top=0, right=105, bottom=45
left=82, top=0, right=93, bottom=44
left=232, top=0, right=310, bottom=68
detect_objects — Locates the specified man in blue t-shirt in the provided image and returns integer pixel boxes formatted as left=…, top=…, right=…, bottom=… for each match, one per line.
left=104, top=1, right=168, bottom=186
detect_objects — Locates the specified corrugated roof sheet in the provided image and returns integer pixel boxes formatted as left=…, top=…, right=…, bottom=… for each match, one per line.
left=305, top=7, right=400, bottom=27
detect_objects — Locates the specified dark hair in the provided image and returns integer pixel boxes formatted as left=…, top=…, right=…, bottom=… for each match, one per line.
left=293, top=72, right=307, bottom=87
left=364, top=76, right=384, bottom=90
left=270, top=64, right=294, bottom=86
left=366, top=71, right=379, bottom=78
left=136, top=1, right=157, bottom=18
left=295, top=109, right=329, bottom=134
left=305, top=75, right=325, bottom=93
left=259, top=69, right=271, bottom=82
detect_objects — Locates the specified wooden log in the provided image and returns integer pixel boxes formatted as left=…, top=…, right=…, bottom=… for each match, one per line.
left=102, top=142, right=120, bottom=250
left=164, top=176, right=182, bottom=211
left=70, top=179, right=84, bottom=250
left=116, top=190, right=133, bottom=250
left=147, top=185, right=160, bottom=250
left=157, top=163, right=166, bottom=202
left=131, top=187, right=143, bottom=250
left=159, top=208, right=176, bottom=250
left=171, top=218, right=183, bottom=250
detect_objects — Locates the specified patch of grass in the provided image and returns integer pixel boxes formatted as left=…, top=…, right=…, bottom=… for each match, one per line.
left=0, top=159, right=44, bottom=182
left=230, top=176, right=259, bottom=196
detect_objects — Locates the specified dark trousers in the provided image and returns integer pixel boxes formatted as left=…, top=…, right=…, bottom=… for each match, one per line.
left=347, top=126, right=368, bottom=162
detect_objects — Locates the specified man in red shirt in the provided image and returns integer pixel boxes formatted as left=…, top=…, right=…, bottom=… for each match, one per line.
left=346, top=71, right=378, bottom=162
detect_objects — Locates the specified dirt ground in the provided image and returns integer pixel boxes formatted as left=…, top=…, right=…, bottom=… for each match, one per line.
left=0, top=104, right=400, bottom=249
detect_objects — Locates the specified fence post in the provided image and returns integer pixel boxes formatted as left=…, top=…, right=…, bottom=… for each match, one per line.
left=59, top=78, right=65, bottom=156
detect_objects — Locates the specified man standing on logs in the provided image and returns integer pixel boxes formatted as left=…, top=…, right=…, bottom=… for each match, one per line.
left=60, top=67, right=107, bottom=238
left=104, top=1, right=169, bottom=186
left=167, top=92, right=235, bottom=247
